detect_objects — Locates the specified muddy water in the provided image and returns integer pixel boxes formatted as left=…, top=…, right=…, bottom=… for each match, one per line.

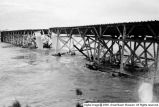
left=0, top=42, right=143, bottom=107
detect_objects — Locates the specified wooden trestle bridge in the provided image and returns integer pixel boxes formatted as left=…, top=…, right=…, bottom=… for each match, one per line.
left=1, top=29, right=48, bottom=47
left=1, top=20, right=159, bottom=81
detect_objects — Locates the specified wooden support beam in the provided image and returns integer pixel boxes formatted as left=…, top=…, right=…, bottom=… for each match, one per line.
left=130, top=41, right=133, bottom=64
left=101, top=41, right=115, bottom=60
left=116, top=26, right=122, bottom=36
left=132, top=41, right=136, bottom=65
left=94, top=37, right=97, bottom=61
left=127, top=25, right=135, bottom=36
left=139, top=42, right=153, bottom=58
left=154, top=41, right=159, bottom=83
left=69, top=36, right=72, bottom=52
left=91, top=27, right=115, bottom=60
left=110, top=40, right=114, bottom=63
left=120, top=25, right=126, bottom=73
left=102, top=27, right=108, bottom=35
left=58, top=37, right=71, bottom=51
left=73, top=45, right=89, bottom=59
left=67, top=28, right=88, bottom=57
left=153, top=43, right=156, bottom=60
left=56, top=29, right=60, bottom=53
left=80, top=29, right=91, bottom=60
left=124, top=41, right=145, bottom=67
left=144, top=41, right=148, bottom=68
left=97, top=26, right=102, bottom=63
left=147, top=24, right=156, bottom=37
left=101, top=40, right=113, bottom=55
left=69, top=29, right=73, bottom=52
left=71, top=37, right=83, bottom=47
left=87, top=37, right=93, bottom=58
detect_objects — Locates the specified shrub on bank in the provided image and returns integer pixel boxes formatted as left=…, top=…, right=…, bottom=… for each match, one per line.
left=8, top=100, right=31, bottom=107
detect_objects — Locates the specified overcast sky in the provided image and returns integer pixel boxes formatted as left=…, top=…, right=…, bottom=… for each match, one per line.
left=0, top=0, right=159, bottom=30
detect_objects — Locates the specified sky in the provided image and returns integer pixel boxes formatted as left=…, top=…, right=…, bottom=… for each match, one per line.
left=0, top=0, right=159, bottom=30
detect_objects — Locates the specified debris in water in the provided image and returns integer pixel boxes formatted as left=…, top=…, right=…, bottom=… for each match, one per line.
left=76, top=88, right=83, bottom=96
left=85, top=63, right=98, bottom=70
left=111, top=72, right=130, bottom=78
left=52, top=53, right=61, bottom=57
left=70, top=51, right=76, bottom=56
left=76, top=102, right=83, bottom=107
left=11, top=100, right=21, bottom=107
left=112, top=72, right=121, bottom=77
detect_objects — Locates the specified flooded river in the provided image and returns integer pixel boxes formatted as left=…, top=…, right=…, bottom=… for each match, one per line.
left=0, top=42, right=145, bottom=107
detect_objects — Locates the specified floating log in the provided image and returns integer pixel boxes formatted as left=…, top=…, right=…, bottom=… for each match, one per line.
left=52, top=53, right=62, bottom=57
left=85, top=63, right=98, bottom=70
